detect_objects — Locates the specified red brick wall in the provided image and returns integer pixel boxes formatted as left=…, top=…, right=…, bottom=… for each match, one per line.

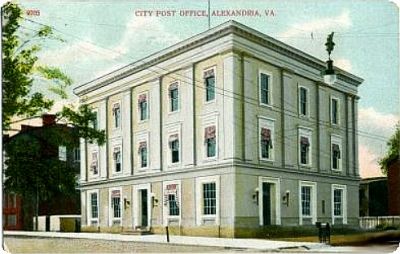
left=388, top=159, right=400, bottom=215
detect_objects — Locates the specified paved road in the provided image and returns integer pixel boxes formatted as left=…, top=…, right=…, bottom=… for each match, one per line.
left=5, top=236, right=400, bottom=253
left=5, top=236, right=235, bottom=253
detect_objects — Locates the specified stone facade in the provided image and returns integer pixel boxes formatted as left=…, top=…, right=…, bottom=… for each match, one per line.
left=74, top=21, right=363, bottom=236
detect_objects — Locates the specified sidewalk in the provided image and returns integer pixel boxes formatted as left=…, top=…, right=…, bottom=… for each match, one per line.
left=5, top=230, right=326, bottom=251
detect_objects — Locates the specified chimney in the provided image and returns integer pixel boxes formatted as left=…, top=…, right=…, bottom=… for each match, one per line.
left=42, top=114, right=56, bottom=126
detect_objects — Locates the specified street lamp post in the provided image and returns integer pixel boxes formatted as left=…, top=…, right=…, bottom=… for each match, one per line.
left=322, top=32, right=337, bottom=85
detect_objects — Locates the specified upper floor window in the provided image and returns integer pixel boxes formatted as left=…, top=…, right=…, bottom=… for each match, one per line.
left=331, top=141, right=342, bottom=171
left=92, top=110, right=98, bottom=130
left=260, top=127, right=273, bottom=160
left=113, top=147, right=122, bottom=173
left=259, top=72, right=271, bottom=105
left=299, top=135, right=311, bottom=166
left=90, top=152, right=99, bottom=175
left=331, top=97, right=339, bottom=125
left=299, top=87, right=308, bottom=116
left=204, top=69, right=215, bottom=102
left=112, top=103, right=121, bottom=128
left=204, top=126, right=216, bottom=158
left=138, top=94, right=148, bottom=121
left=138, top=141, right=148, bottom=168
left=58, top=146, right=67, bottom=161
left=169, top=134, right=180, bottom=164
left=169, top=83, right=179, bottom=112
left=73, top=147, right=80, bottom=163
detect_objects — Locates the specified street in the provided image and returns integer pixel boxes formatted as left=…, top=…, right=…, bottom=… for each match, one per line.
left=5, top=236, right=400, bottom=253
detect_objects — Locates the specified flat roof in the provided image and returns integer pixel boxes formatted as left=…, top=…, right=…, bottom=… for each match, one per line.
left=74, top=20, right=363, bottom=96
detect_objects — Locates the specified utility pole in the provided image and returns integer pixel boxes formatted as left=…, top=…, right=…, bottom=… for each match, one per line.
left=208, top=0, right=211, bottom=30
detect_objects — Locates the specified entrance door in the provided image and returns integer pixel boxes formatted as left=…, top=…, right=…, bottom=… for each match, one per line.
left=262, top=182, right=271, bottom=225
left=140, top=189, right=148, bottom=227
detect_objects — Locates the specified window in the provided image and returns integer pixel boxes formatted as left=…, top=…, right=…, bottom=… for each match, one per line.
left=301, top=186, right=311, bottom=216
left=331, top=98, right=339, bottom=125
left=299, top=181, right=317, bottom=225
left=7, top=215, right=16, bottom=226
left=7, top=194, right=16, bottom=208
left=113, top=147, right=122, bottom=173
left=138, top=141, right=148, bottom=168
left=169, top=83, right=179, bottom=112
left=204, top=69, right=215, bottom=102
left=299, top=87, right=308, bottom=116
left=163, top=182, right=180, bottom=218
left=112, top=103, right=121, bottom=128
left=168, top=194, right=179, bottom=216
left=90, top=152, right=99, bottom=175
left=300, top=136, right=310, bottom=165
left=203, top=182, right=216, bottom=215
left=73, top=147, right=80, bottom=162
left=259, top=72, right=271, bottom=105
left=90, top=192, right=98, bottom=220
left=58, top=146, right=67, bottom=161
left=331, top=185, right=347, bottom=224
left=260, top=127, right=273, bottom=160
left=204, top=126, right=216, bottom=158
left=138, top=94, right=148, bottom=121
left=169, top=134, right=179, bottom=164
left=92, top=110, right=98, bottom=130
left=333, top=189, right=342, bottom=216
left=332, top=143, right=341, bottom=170
left=111, top=190, right=121, bottom=219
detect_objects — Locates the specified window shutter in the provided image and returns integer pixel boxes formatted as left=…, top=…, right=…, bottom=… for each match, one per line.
left=300, top=136, right=310, bottom=146
left=204, top=69, right=215, bottom=79
left=204, top=126, right=216, bottom=141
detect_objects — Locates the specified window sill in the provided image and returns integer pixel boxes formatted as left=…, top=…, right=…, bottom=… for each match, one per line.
left=203, top=157, right=218, bottom=163
left=331, top=168, right=342, bottom=172
left=260, top=157, right=274, bottom=163
left=260, top=103, right=273, bottom=109
left=299, top=114, right=310, bottom=119
left=204, top=99, right=216, bottom=105
left=168, top=109, right=180, bottom=116
left=299, top=164, right=312, bottom=168
left=168, top=162, right=181, bottom=168
left=138, top=119, right=149, bottom=124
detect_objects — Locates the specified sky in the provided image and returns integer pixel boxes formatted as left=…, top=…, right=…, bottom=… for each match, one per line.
left=16, top=0, right=400, bottom=178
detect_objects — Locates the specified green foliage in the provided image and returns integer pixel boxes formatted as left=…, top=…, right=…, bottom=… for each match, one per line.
left=379, top=122, right=400, bottom=174
left=2, top=2, right=70, bottom=129
left=4, top=132, right=77, bottom=202
left=59, top=104, right=106, bottom=145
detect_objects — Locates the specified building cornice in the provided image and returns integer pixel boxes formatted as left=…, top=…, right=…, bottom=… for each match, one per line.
left=74, top=20, right=363, bottom=97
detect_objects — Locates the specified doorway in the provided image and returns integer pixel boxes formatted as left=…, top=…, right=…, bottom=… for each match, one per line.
left=140, top=189, right=148, bottom=227
left=259, top=177, right=281, bottom=226
left=262, top=182, right=272, bottom=225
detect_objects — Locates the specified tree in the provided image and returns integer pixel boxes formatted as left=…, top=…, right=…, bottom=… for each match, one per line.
left=2, top=2, right=71, bottom=129
left=379, top=123, right=400, bottom=174
left=2, top=3, right=105, bottom=230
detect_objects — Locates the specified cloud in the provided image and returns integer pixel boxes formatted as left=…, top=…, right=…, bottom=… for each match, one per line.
left=38, top=15, right=180, bottom=68
left=276, top=10, right=352, bottom=59
left=279, top=10, right=351, bottom=39
left=359, top=107, right=399, bottom=133
left=335, top=58, right=352, bottom=72
left=358, top=107, right=399, bottom=178
left=359, top=144, right=383, bottom=178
